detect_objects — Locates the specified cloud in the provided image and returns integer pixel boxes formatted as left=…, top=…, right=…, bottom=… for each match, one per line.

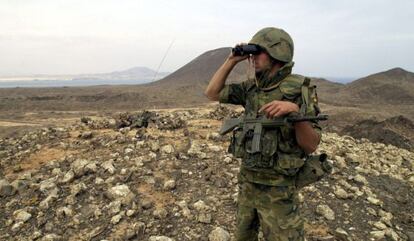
left=0, top=0, right=413, bottom=78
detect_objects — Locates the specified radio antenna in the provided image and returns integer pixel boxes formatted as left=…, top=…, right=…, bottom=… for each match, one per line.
left=152, top=38, right=175, bottom=82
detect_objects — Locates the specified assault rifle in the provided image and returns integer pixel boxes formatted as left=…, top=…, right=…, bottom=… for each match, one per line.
left=219, top=114, right=328, bottom=154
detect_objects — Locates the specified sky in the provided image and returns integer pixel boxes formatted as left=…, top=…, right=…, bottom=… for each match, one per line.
left=1, top=0, right=413, bottom=79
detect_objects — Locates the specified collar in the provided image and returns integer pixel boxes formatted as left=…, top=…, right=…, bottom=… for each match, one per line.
left=255, top=61, right=294, bottom=90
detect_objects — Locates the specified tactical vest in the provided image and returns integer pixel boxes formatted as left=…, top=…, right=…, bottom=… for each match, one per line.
left=228, top=74, right=320, bottom=177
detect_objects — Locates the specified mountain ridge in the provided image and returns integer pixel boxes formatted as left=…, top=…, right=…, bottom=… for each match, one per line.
left=0, top=47, right=412, bottom=112
left=0, top=66, right=170, bottom=82
left=337, top=67, right=414, bottom=105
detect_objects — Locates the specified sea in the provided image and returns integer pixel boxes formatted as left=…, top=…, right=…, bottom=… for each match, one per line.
left=0, top=79, right=152, bottom=88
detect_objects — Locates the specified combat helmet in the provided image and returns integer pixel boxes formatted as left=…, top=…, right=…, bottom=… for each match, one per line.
left=249, top=27, right=294, bottom=63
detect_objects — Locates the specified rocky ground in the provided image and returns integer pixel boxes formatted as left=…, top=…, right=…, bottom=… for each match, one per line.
left=340, top=115, right=414, bottom=150
left=0, top=105, right=413, bottom=241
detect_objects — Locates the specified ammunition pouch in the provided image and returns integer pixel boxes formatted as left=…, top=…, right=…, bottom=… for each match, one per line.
left=228, top=127, right=246, bottom=158
left=228, top=127, right=278, bottom=168
left=243, top=128, right=278, bottom=169
left=273, top=153, right=305, bottom=176
left=228, top=127, right=305, bottom=175
left=295, top=153, right=332, bottom=189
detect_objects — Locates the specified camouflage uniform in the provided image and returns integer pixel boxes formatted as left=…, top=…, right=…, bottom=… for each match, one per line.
left=218, top=27, right=323, bottom=241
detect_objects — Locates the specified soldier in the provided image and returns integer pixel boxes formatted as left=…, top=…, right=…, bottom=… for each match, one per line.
left=204, top=27, right=324, bottom=241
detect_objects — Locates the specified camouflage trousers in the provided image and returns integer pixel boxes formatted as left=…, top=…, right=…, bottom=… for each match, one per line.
left=235, top=180, right=305, bottom=241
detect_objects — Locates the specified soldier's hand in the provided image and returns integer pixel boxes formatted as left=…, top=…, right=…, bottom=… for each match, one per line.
left=226, top=43, right=250, bottom=64
left=258, top=100, right=299, bottom=118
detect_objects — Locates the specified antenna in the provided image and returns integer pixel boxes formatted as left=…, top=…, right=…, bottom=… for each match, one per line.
left=152, top=38, right=175, bottom=82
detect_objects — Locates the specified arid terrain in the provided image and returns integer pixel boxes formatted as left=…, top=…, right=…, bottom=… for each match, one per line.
left=0, top=105, right=413, bottom=241
left=0, top=47, right=414, bottom=241
left=1, top=48, right=414, bottom=149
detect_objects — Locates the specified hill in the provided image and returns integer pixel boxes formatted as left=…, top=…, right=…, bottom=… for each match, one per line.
left=0, top=48, right=249, bottom=111
left=151, top=47, right=248, bottom=86
left=336, top=68, right=414, bottom=105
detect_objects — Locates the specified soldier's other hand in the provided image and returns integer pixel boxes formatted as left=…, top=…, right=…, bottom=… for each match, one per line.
left=227, top=43, right=250, bottom=64
left=258, top=100, right=299, bottom=118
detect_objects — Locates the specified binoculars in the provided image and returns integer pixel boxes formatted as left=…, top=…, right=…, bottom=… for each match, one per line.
left=232, top=44, right=262, bottom=56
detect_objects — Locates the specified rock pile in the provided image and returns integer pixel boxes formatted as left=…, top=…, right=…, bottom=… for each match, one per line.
left=0, top=108, right=413, bottom=240
left=204, top=104, right=243, bottom=120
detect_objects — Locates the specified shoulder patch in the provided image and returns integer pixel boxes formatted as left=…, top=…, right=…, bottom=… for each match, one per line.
left=279, top=74, right=305, bottom=96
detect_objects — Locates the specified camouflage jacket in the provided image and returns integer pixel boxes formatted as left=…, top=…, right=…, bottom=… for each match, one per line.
left=218, top=62, right=322, bottom=186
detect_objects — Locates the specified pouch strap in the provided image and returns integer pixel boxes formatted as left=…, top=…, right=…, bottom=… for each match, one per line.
left=300, top=77, right=311, bottom=115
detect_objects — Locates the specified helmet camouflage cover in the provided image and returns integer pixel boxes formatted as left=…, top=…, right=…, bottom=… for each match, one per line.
left=249, top=27, right=294, bottom=63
